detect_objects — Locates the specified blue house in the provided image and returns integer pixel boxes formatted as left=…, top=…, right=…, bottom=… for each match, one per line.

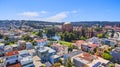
left=111, top=47, right=120, bottom=63
left=101, top=39, right=116, bottom=47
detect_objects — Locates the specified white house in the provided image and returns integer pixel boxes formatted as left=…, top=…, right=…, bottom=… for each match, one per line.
left=18, top=50, right=34, bottom=67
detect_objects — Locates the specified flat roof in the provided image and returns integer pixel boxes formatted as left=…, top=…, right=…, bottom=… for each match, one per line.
left=51, top=55, right=60, bottom=59
left=73, top=53, right=109, bottom=67
left=38, top=47, right=56, bottom=53
left=112, top=47, right=120, bottom=53
left=18, top=50, right=29, bottom=54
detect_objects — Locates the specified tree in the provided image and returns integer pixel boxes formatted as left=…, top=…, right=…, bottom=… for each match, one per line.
left=4, top=36, right=9, bottom=41
left=109, top=63, right=115, bottom=67
left=45, top=28, right=56, bottom=38
left=97, top=33, right=103, bottom=38
left=52, top=63, right=61, bottom=67
left=38, top=30, right=43, bottom=37
left=22, top=35, right=31, bottom=41
left=65, top=58, right=74, bottom=67
left=80, top=36, right=86, bottom=40
left=0, top=34, right=3, bottom=38
left=60, top=32, right=76, bottom=42
left=102, top=53, right=112, bottom=60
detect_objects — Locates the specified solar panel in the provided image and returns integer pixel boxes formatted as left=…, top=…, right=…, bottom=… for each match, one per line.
left=92, top=62, right=101, bottom=67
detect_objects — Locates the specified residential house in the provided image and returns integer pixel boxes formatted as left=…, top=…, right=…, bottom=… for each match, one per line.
left=111, top=47, right=120, bottom=63
left=81, top=43, right=99, bottom=53
left=75, top=40, right=85, bottom=49
left=45, top=62, right=52, bottom=67
left=11, top=44, right=19, bottom=51
left=73, top=52, right=110, bottom=67
left=49, top=55, right=60, bottom=64
left=0, top=43, right=5, bottom=57
left=4, top=45, right=13, bottom=53
left=18, top=50, right=34, bottom=67
left=101, top=39, right=116, bottom=47
left=86, top=37, right=101, bottom=46
left=36, top=46, right=56, bottom=63
left=18, top=40, right=26, bottom=50
left=9, top=33, right=15, bottom=42
left=116, top=38, right=120, bottom=47
left=95, top=45, right=110, bottom=57
left=26, top=42, right=33, bottom=49
left=34, top=38, right=48, bottom=46
left=51, top=42, right=68, bottom=56
left=5, top=50, right=19, bottom=66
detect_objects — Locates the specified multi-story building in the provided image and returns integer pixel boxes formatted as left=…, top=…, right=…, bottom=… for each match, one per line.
left=5, top=50, right=19, bottom=66
left=18, top=50, right=34, bottom=67
left=26, top=42, right=33, bottom=49
left=81, top=43, right=99, bottom=53
left=95, top=45, right=110, bottom=57
left=51, top=42, right=68, bottom=56
left=73, top=53, right=109, bottom=67
left=49, top=55, right=60, bottom=64
left=101, top=39, right=116, bottom=47
left=0, top=43, right=5, bottom=57
left=4, top=45, right=13, bottom=53
left=75, top=40, right=85, bottom=49
left=36, top=46, right=56, bottom=63
left=111, top=47, right=120, bottom=63
left=18, top=40, right=26, bottom=50
left=34, top=38, right=48, bottom=46
left=11, top=44, right=19, bottom=51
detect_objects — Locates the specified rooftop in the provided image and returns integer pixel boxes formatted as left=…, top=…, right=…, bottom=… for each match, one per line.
left=18, top=50, right=30, bottom=56
left=0, top=43, right=4, bottom=47
left=7, top=63, right=21, bottom=67
left=73, top=52, right=109, bottom=67
left=112, top=47, right=120, bottom=53
left=5, top=50, right=18, bottom=56
left=38, top=46, right=56, bottom=53
left=50, top=55, right=60, bottom=59
left=26, top=42, right=32, bottom=44
left=88, top=44, right=98, bottom=48
left=18, top=50, right=33, bottom=65
left=76, top=40, right=85, bottom=46
left=34, top=38, right=47, bottom=42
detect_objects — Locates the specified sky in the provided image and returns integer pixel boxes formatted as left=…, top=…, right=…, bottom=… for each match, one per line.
left=0, top=0, right=120, bottom=22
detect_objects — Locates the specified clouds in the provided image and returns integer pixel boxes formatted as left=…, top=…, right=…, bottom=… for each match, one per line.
left=40, top=11, right=47, bottom=14
left=18, top=10, right=78, bottom=22
left=41, top=12, right=67, bottom=22
left=41, top=11, right=78, bottom=22
left=18, top=12, right=39, bottom=17
left=18, top=11, right=47, bottom=17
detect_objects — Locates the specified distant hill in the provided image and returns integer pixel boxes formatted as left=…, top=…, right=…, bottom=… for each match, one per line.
left=0, top=20, right=120, bottom=26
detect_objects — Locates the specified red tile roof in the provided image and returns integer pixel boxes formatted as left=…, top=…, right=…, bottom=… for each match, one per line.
left=88, top=44, right=98, bottom=48
left=34, top=38, right=47, bottom=42
left=7, top=63, right=21, bottom=67
left=5, top=50, right=18, bottom=56
left=76, top=40, right=85, bottom=46
left=79, top=53, right=93, bottom=62
left=105, top=25, right=112, bottom=29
